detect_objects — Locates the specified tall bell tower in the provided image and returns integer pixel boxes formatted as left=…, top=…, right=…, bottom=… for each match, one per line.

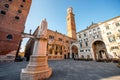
left=66, top=7, right=76, bottom=40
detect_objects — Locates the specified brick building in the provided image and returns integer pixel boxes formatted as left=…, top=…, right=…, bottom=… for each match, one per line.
left=0, top=0, right=31, bottom=55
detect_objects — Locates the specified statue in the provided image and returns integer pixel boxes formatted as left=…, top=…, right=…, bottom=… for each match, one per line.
left=37, top=19, right=47, bottom=38
left=21, top=19, right=52, bottom=80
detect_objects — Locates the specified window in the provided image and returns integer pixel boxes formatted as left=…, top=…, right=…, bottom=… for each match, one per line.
left=56, top=46, right=58, bottom=50
left=79, top=35, right=81, bottom=38
left=111, top=46, right=119, bottom=51
left=23, top=0, right=26, bottom=2
left=97, top=28, right=100, bottom=31
left=80, top=50, right=84, bottom=52
left=115, top=23, right=120, bottom=27
left=1, top=11, right=6, bottom=15
left=20, top=5, right=24, bottom=8
left=49, top=35, right=54, bottom=39
left=58, top=38, right=62, bottom=41
left=79, top=40, right=82, bottom=42
left=106, top=26, right=109, bottom=30
left=4, top=4, right=9, bottom=8
left=89, top=31, right=92, bottom=34
left=85, top=42, right=88, bottom=46
left=84, top=33, right=86, bottom=37
left=118, top=29, right=120, bottom=32
left=49, top=49, right=52, bottom=54
left=8, top=0, right=12, bottom=1
left=55, top=52, right=57, bottom=55
left=106, top=32, right=111, bottom=35
left=108, top=36, right=116, bottom=42
left=93, top=29, right=96, bottom=33
left=88, top=49, right=90, bottom=52
left=15, top=16, right=20, bottom=20
left=66, top=40, right=69, bottom=43
left=80, top=43, right=82, bottom=48
left=18, top=10, right=22, bottom=13
left=60, top=52, right=62, bottom=55
left=6, top=34, right=13, bottom=40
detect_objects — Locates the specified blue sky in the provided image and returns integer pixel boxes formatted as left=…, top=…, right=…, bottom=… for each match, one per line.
left=21, top=0, right=120, bottom=51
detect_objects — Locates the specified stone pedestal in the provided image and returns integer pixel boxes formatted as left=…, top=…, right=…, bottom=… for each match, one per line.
left=21, top=55, right=52, bottom=80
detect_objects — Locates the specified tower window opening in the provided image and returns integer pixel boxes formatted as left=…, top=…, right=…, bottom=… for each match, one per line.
left=8, top=0, right=12, bottom=2
left=6, top=34, right=13, bottom=40
left=4, top=4, right=9, bottom=8
left=20, top=5, right=24, bottom=8
left=23, top=0, right=26, bottom=2
left=15, top=16, right=20, bottom=20
left=18, top=10, right=22, bottom=13
left=1, top=11, right=6, bottom=15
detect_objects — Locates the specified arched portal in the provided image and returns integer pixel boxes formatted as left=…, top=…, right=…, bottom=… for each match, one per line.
left=71, top=45, right=78, bottom=59
left=92, top=41, right=108, bottom=61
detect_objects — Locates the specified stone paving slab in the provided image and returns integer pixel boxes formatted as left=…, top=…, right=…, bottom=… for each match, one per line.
left=48, top=60, right=120, bottom=80
left=0, top=60, right=120, bottom=80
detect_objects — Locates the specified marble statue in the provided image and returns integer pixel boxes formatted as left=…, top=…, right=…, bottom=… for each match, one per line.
left=21, top=19, right=52, bottom=80
left=38, top=18, right=47, bottom=38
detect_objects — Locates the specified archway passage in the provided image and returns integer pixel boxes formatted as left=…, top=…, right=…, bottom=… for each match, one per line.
left=71, top=45, right=78, bottom=59
left=92, top=41, right=108, bottom=61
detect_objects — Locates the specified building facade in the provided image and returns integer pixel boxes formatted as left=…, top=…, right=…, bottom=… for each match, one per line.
left=74, top=16, right=120, bottom=61
left=0, top=0, right=32, bottom=55
left=25, top=7, right=77, bottom=60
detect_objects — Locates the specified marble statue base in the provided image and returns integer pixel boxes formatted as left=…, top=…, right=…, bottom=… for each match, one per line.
left=21, top=55, right=52, bottom=80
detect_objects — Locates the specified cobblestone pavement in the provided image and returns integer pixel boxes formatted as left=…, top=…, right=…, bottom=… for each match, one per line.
left=0, top=59, right=120, bottom=80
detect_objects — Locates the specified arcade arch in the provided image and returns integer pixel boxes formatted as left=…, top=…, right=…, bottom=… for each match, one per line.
left=71, top=45, right=78, bottom=59
left=92, top=40, right=108, bottom=60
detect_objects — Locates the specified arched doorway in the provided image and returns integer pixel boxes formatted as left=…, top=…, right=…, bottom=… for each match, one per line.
left=92, top=41, right=108, bottom=61
left=71, top=45, right=78, bottom=59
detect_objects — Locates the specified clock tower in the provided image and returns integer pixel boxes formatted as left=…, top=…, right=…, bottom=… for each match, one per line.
left=66, top=7, right=77, bottom=40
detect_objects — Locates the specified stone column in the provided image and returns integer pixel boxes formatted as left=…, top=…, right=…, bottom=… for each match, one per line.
left=21, top=19, right=52, bottom=80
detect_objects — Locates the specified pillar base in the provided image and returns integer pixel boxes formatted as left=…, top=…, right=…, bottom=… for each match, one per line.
left=21, top=55, right=52, bottom=80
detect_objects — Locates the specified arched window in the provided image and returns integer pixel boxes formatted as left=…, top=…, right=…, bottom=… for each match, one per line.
left=6, top=34, right=13, bottom=40
left=4, top=4, right=9, bottom=8
left=1, top=11, right=6, bottom=15
left=20, top=5, right=24, bottom=8
left=18, top=10, right=22, bottom=13
left=23, top=0, right=26, bottom=2
left=15, top=16, right=20, bottom=20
